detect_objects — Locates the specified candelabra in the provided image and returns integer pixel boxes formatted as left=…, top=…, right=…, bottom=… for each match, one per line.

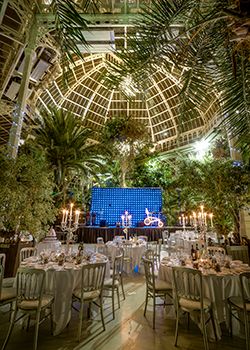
left=121, top=210, right=132, bottom=241
left=179, top=205, right=214, bottom=247
left=192, top=205, right=213, bottom=248
left=61, top=203, right=80, bottom=252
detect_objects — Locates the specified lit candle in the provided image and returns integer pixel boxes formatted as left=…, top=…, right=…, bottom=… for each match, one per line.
left=179, top=216, right=182, bottom=225
left=65, top=210, right=69, bottom=223
left=128, top=214, right=132, bottom=226
left=75, top=210, right=80, bottom=224
left=200, top=205, right=204, bottom=218
left=69, top=203, right=74, bottom=218
left=121, top=215, right=125, bottom=227
left=62, top=209, right=66, bottom=224
left=209, top=213, right=213, bottom=227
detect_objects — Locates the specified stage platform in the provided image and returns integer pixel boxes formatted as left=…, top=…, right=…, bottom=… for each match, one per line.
left=76, top=226, right=165, bottom=243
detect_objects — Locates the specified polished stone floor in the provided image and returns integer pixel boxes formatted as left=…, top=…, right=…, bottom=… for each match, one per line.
left=0, top=273, right=246, bottom=350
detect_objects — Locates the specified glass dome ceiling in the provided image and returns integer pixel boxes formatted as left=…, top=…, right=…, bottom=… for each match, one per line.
left=0, top=0, right=221, bottom=152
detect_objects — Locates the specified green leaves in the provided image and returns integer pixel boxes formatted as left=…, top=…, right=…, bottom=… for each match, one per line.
left=105, top=0, right=250, bottom=152
left=31, top=107, right=105, bottom=205
left=0, top=148, right=56, bottom=239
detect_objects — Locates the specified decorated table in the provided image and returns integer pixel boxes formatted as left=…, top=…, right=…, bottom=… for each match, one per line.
left=106, top=238, right=147, bottom=273
left=158, top=254, right=250, bottom=341
left=20, top=248, right=110, bottom=335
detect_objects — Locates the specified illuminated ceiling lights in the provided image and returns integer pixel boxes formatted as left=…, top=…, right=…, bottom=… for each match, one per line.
left=194, top=138, right=210, bottom=160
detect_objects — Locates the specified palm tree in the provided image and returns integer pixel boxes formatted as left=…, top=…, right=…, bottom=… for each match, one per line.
left=31, top=107, right=105, bottom=205
left=107, top=0, right=250, bottom=153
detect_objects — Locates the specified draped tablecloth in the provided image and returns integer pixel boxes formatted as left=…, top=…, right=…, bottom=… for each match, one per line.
left=158, top=262, right=250, bottom=341
left=106, top=241, right=146, bottom=273
left=20, top=257, right=110, bottom=335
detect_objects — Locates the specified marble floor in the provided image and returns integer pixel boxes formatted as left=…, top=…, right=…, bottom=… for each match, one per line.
left=0, top=273, right=246, bottom=350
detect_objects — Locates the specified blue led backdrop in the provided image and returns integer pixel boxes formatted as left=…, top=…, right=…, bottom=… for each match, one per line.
left=90, top=187, right=162, bottom=227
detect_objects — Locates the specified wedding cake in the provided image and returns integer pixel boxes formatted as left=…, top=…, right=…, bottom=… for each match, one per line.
left=43, top=228, right=58, bottom=242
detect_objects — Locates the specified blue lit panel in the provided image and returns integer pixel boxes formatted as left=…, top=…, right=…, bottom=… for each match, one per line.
left=90, top=187, right=162, bottom=227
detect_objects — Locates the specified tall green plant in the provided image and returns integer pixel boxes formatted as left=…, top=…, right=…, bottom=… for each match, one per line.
left=31, top=107, right=105, bottom=206
left=0, top=147, right=56, bottom=240
left=175, top=158, right=250, bottom=239
left=102, top=116, right=151, bottom=187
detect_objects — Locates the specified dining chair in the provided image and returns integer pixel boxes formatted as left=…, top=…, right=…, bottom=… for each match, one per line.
left=104, top=252, right=125, bottom=319
left=172, top=266, right=217, bottom=350
left=114, top=235, right=125, bottom=241
left=227, top=272, right=250, bottom=350
left=19, top=247, right=37, bottom=264
left=162, top=230, right=170, bottom=251
left=122, top=243, right=133, bottom=272
left=142, top=256, right=172, bottom=329
left=226, top=245, right=249, bottom=265
left=138, top=235, right=148, bottom=242
left=0, top=253, right=15, bottom=288
left=1, top=267, right=54, bottom=350
left=0, top=264, right=16, bottom=312
left=72, top=262, right=106, bottom=341
left=147, top=240, right=162, bottom=268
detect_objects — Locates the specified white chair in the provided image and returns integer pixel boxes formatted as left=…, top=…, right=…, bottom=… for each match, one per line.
left=172, top=266, right=216, bottom=350
left=104, top=252, right=125, bottom=319
left=228, top=272, right=250, bottom=350
left=162, top=230, right=169, bottom=250
left=147, top=240, right=162, bottom=268
left=72, top=262, right=106, bottom=341
left=19, top=247, right=37, bottom=264
left=138, top=235, right=148, bottom=242
left=143, top=257, right=172, bottom=329
left=226, top=245, right=249, bottom=265
left=0, top=253, right=15, bottom=288
left=0, top=264, right=16, bottom=311
left=1, top=267, right=54, bottom=350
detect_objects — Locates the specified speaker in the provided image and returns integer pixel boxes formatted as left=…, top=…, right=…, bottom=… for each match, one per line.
left=100, top=220, right=107, bottom=227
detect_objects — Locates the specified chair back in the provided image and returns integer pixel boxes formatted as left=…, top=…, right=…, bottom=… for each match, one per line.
left=138, top=236, right=148, bottom=242
left=114, top=236, right=125, bottom=241
left=19, top=247, right=37, bottom=264
left=112, top=253, right=123, bottom=283
left=145, top=249, right=155, bottom=260
left=0, top=264, right=3, bottom=299
left=172, top=267, right=204, bottom=308
left=147, top=241, right=161, bottom=256
left=239, top=272, right=250, bottom=311
left=142, top=257, right=156, bottom=292
left=0, top=253, right=6, bottom=279
left=16, top=267, right=45, bottom=307
left=207, top=246, right=225, bottom=256
left=0, top=253, right=6, bottom=269
left=226, top=245, right=249, bottom=264
left=96, top=244, right=108, bottom=256
left=80, top=262, right=106, bottom=300
left=97, top=237, right=104, bottom=245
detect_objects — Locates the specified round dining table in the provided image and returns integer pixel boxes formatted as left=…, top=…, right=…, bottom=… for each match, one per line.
left=158, top=258, right=250, bottom=341
left=20, top=254, right=110, bottom=335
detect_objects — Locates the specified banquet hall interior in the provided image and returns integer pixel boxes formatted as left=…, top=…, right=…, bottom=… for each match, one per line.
left=0, top=1, right=250, bottom=350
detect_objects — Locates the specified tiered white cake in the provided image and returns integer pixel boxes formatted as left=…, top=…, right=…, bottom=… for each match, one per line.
left=43, top=228, right=58, bottom=242
left=37, top=227, right=61, bottom=254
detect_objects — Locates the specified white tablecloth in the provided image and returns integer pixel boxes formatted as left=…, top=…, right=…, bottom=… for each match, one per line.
left=106, top=242, right=146, bottom=273
left=158, top=263, right=249, bottom=341
left=21, top=257, right=110, bottom=335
